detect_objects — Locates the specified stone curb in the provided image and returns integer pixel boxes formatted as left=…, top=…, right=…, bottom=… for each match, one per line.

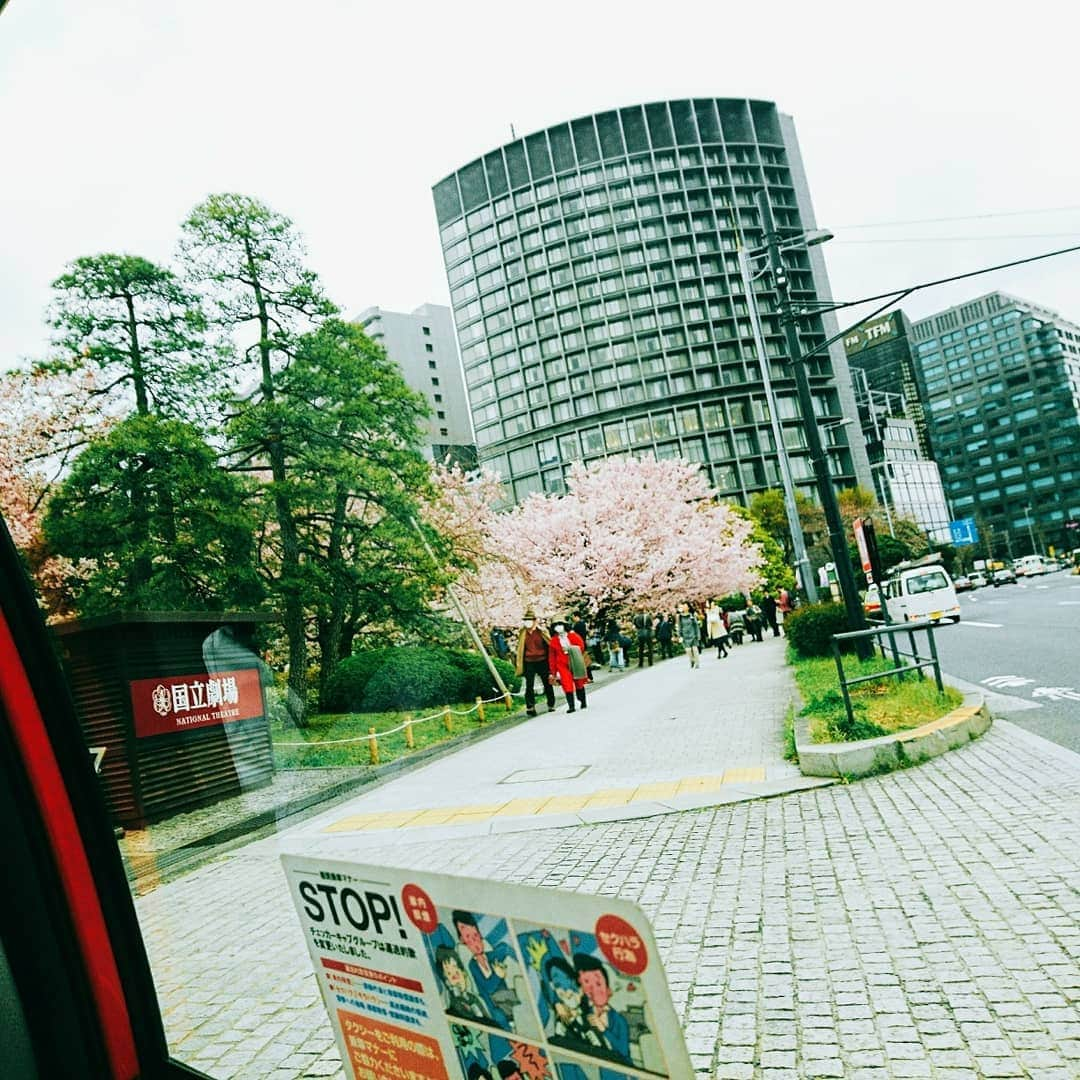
left=795, top=687, right=992, bottom=779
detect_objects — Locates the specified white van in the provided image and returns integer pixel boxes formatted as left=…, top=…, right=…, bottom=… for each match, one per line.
left=882, top=561, right=961, bottom=624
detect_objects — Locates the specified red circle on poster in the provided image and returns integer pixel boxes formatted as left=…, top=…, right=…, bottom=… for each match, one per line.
left=401, top=883, right=438, bottom=934
left=595, top=913, right=648, bottom=976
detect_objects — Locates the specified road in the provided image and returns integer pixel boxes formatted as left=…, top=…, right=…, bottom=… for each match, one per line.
left=931, top=569, right=1080, bottom=753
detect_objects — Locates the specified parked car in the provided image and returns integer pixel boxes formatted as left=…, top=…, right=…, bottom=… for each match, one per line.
left=969, top=571, right=988, bottom=588
left=953, top=574, right=973, bottom=592
left=993, top=567, right=1017, bottom=584
left=863, top=584, right=882, bottom=618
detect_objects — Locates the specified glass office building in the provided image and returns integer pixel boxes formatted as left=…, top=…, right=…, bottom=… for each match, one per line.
left=432, top=98, right=871, bottom=505
left=911, top=291, right=1080, bottom=556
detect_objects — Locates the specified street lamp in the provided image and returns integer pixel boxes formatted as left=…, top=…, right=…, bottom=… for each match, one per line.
left=869, top=461, right=896, bottom=537
left=736, top=243, right=818, bottom=602
left=1024, top=504, right=1039, bottom=557
left=756, top=190, right=870, bottom=653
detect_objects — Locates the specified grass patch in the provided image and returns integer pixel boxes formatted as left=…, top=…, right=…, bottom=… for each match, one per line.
left=269, top=698, right=519, bottom=769
left=790, top=651, right=962, bottom=745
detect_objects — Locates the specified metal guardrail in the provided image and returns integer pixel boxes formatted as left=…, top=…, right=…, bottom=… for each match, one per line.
left=830, top=621, right=944, bottom=732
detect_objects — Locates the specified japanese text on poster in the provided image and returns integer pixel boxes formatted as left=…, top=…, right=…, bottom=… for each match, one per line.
left=282, top=856, right=693, bottom=1080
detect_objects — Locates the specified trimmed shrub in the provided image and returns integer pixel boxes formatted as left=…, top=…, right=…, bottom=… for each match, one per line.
left=445, top=650, right=521, bottom=699
left=324, top=649, right=395, bottom=712
left=326, top=646, right=522, bottom=714
left=361, top=649, right=463, bottom=712
left=784, top=602, right=851, bottom=658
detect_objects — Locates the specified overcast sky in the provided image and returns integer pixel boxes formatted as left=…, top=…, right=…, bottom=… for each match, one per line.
left=3, top=0, right=1080, bottom=371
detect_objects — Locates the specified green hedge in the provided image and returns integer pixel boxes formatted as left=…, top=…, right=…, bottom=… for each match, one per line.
left=325, top=646, right=520, bottom=714
left=783, top=602, right=851, bottom=658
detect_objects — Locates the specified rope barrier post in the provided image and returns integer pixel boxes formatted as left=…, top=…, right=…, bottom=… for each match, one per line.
left=443, top=707, right=452, bottom=733
left=404, top=718, right=414, bottom=749
left=476, top=696, right=485, bottom=724
left=367, top=727, right=379, bottom=766
left=504, top=691, right=513, bottom=712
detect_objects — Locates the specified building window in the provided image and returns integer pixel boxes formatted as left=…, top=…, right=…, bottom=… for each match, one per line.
left=425, top=343, right=434, bottom=352
left=434, top=394, right=443, bottom=402
left=428, top=360, right=437, bottom=369
left=437, top=410, right=446, bottom=419
left=422, top=325, right=430, bottom=335
left=440, top=427, right=448, bottom=436
left=431, top=377, right=440, bottom=386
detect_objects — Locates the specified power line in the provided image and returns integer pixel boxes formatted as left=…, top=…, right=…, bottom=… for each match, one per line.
left=835, top=232, right=1080, bottom=245
left=835, top=205, right=1080, bottom=230
left=819, top=241, right=1080, bottom=315
left=793, top=240, right=1080, bottom=364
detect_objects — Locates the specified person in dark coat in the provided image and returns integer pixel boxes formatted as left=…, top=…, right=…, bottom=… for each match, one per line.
left=760, top=592, right=781, bottom=637
left=656, top=614, right=674, bottom=659
left=632, top=611, right=654, bottom=667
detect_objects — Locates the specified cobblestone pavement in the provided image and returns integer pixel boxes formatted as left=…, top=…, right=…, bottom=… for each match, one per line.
left=135, top=641, right=1080, bottom=1079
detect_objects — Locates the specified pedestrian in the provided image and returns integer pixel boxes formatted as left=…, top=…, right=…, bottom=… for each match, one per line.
left=677, top=603, right=701, bottom=668
left=514, top=609, right=556, bottom=717
left=760, top=591, right=781, bottom=637
left=548, top=617, right=588, bottom=712
left=572, top=614, right=595, bottom=681
left=656, top=613, right=674, bottom=659
left=745, top=599, right=764, bottom=642
left=727, top=606, right=745, bottom=645
left=778, top=587, right=793, bottom=619
left=632, top=610, right=654, bottom=667
left=491, top=626, right=510, bottom=660
left=604, top=618, right=625, bottom=670
left=705, top=600, right=727, bottom=658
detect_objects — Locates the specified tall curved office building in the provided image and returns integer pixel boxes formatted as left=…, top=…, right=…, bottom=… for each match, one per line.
left=432, top=98, right=870, bottom=504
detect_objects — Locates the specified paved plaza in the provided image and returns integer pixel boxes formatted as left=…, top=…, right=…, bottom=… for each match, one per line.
left=135, top=638, right=1080, bottom=1079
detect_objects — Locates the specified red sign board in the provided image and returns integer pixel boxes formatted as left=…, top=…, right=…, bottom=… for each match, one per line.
left=853, top=516, right=872, bottom=574
left=129, top=667, right=264, bottom=738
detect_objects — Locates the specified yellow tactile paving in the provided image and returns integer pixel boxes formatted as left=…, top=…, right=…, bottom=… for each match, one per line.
left=321, top=767, right=772, bottom=833
left=721, top=767, right=767, bottom=784
left=675, top=775, right=727, bottom=794
left=492, top=798, right=550, bottom=817
left=581, top=788, right=637, bottom=808
left=539, top=794, right=592, bottom=814
left=631, top=781, right=681, bottom=801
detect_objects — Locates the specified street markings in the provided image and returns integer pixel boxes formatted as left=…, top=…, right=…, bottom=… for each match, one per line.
left=961, top=620, right=1004, bottom=628
left=322, top=767, right=772, bottom=833
left=982, top=675, right=1034, bottom=688
left=981, top=676, right=1080, bottom=705
left=1059, top=601, right=1080, bottom=605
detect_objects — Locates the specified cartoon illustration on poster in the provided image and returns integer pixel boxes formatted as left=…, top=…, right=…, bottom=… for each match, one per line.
left=420, top=905, right=543, bottom=1040
left=448, top=1024, right=553, bottom=1079
left=515, top=919, right=664, bottom=1076
left=281, top=855, right=692, bottom=1080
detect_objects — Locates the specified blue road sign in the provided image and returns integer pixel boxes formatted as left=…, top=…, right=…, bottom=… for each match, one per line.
left=949, top=517, right=979, bottom=546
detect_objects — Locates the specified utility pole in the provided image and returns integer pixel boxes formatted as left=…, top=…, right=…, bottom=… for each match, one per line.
left=757, top=190, right=869, bottom=657
left=737, top=244, right=818, bottom=603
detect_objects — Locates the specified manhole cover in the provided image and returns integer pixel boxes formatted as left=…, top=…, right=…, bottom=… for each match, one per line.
left=500, top=765, right=590, bottom=784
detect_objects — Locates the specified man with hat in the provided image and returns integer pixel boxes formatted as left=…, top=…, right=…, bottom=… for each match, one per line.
left=515, top=609, right=556, bottom=717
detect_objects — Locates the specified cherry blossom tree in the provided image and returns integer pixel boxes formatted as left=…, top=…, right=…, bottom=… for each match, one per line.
left=0, top=365, right=114, bottom=616
left=428, top=455, right=763, bottom=633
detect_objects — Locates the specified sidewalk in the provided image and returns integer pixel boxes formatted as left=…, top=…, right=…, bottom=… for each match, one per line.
left=134, top=637, right=1080, bottom=1079
left=293, top=635, right=829, bottom=850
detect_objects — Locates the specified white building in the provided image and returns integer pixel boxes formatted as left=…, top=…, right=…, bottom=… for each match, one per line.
left=354, top=303, right=476, bottom=468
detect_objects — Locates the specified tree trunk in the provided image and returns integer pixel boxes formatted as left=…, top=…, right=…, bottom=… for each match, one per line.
left=248, top=239, right=308, bottom=726
left=316, top=483, right=350, bottom=711
left=124, top=291, right=150, bottom=416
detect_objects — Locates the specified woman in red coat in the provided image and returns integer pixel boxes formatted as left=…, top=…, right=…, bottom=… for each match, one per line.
left=548, top=618, right=589, bottom=712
